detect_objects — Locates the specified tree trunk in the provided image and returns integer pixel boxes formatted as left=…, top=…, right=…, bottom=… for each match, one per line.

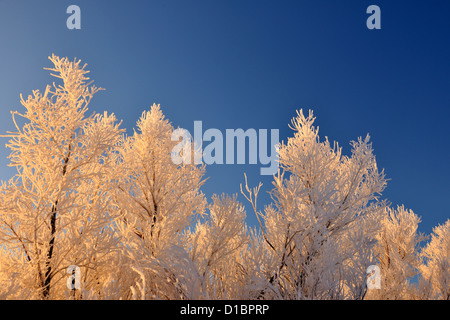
left=41, top=145, right=71, bottom=298
left=42, top=200, right=58, bottom=298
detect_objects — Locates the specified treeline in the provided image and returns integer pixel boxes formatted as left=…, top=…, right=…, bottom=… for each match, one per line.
left=0, top=56, right=448, bottom=300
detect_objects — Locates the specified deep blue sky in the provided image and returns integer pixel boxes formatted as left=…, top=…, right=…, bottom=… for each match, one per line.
left=0, top=0, right=449, bottom=234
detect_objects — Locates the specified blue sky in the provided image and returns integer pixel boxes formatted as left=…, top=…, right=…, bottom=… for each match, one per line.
left=0, top=0, right=449, bottom=234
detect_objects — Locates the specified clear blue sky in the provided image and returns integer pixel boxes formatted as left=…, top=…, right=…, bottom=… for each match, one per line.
left=0, top=0, right=449, bottom=234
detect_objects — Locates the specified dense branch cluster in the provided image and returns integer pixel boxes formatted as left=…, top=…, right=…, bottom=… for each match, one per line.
left=0, top=56, right=448, bottom=300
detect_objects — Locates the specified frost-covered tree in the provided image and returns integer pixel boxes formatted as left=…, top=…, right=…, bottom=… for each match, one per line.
left=339, top=209, right=381, bottom=300
left=1, top=56, right=448, bottom=301
left=186, top=194, right=249, bottom=299
left=0, top=55, right=123, bottom=299
left=109, top=104, right=207, bottom=299
left=242, top=110, right=388, bottom=299
left=368, top=206, right=425, bottom=300
left=419, top=219, right=450, bottom=300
